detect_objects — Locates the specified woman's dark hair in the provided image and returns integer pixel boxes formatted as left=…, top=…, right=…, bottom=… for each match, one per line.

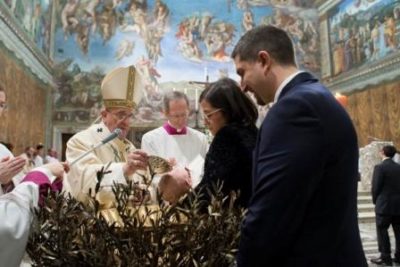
left=199, top=78, right=258, bottom=126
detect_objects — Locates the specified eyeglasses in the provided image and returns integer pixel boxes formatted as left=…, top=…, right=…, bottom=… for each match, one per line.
left=167, top=111, right=189, bottom=120
left=202, top=108, right=222, bottom=121
left=108, top=110, right=134, bottom=121
left=0, top=102, right=7, bottom=109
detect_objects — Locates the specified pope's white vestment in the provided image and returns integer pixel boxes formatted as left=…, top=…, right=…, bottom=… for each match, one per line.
left=0, top=167, right=55, bottom=267
left=141, top=126, right=208, bottom=187
left=65, top=122, right=139, bottom=198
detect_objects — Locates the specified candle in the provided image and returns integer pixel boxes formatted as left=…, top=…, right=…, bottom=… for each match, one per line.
left=204, top=67, right=208, bottom=82
left=195, top=88, right=199, bottom=111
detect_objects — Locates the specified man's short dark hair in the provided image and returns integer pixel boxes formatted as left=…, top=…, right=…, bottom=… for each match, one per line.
left=382, top=145, right=397, bottom=158
left=163, top=91, right=189, bottom=113
left=36, top=143, right=44, bottom=150
left=231, top=25, right=296, bottom=66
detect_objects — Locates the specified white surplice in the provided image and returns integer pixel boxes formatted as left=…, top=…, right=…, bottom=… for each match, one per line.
left=141, top=126, right=208, bottom=187
left=0, top=167, right=55, bottom=267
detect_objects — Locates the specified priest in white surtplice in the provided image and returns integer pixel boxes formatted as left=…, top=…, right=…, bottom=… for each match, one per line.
left=141, top=91, right=208, bottom=188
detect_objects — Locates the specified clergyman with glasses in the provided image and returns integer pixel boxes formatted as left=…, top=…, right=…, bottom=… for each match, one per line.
left=65, top=65, right=152, bottom=202
left=141, top=91, right=208, bottom=191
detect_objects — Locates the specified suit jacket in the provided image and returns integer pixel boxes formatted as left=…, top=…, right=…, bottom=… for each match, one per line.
left=372, top=158, right=400, bottom=215
left=237, top=72, right=367, bottom=267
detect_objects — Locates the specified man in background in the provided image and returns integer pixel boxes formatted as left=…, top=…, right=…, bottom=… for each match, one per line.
left=371, top=145, right=400, bottom=266
left=45, top=148, right=59, bottom=163
left=33, top=143, right=44, bottom=167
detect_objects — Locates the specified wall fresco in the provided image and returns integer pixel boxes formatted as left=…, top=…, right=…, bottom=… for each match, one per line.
left=2, top=0, right=53, bottom=56
left=328, top=0, right=400, bottom=77
left=53, top=0, right=320, bottom=127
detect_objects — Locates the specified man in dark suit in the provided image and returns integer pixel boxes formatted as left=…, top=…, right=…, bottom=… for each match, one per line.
left=231, top=25, right=367, bottom=267
left=371, top=145, right=400, bottom=266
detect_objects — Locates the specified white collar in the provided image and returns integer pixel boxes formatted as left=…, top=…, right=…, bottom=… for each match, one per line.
left=273, top=70, right=303, bottom=103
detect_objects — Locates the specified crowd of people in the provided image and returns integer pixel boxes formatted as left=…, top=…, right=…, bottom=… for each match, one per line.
left=5, top=24, right=400, bottom=267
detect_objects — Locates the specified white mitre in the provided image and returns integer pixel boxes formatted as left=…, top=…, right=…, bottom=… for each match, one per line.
left=101, top=65, right=144, bottom=109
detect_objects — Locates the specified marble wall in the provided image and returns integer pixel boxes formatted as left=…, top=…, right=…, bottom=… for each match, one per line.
left=346, top=80, right=400, bottom=148
left=0, top=44, right=50, bottom=155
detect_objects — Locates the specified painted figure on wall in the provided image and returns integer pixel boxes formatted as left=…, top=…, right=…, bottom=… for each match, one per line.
left=242, top=10, right=254, bottom=32
left=52, top=60, right=103, bottom=124
left=56, top=0, right=169, bottom=61
left=176, top=13, right=235, bottom=62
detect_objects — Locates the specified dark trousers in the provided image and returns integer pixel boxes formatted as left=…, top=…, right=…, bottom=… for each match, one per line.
left=376, top=214, right=400, bottom=259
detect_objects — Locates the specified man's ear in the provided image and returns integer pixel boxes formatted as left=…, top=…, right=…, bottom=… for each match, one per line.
left=258, top=51, right=271, bottom=69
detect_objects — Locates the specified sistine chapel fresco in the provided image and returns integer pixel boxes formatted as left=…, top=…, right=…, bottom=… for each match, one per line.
left=1, top=0, right=53, bottom=56
left=1, top=0, right=319, bottom=128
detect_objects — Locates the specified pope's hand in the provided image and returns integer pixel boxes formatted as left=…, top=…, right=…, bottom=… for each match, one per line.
left=123, top=150, right=148, bottom=177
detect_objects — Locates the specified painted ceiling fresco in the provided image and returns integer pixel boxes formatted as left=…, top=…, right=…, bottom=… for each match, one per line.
left=2, top=0, right=53, bottom=56
left=51, top=0, right=319, bottom=127
left=328, top=0, right=400, bottom=77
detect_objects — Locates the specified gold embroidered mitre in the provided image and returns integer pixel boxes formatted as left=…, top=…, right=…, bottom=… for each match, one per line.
left=101, top=65, right=143, bottom=109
